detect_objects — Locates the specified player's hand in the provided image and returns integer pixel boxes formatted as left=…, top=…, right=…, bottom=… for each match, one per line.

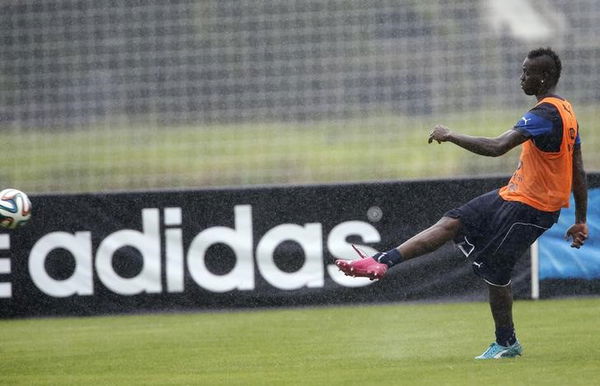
left=428, top=125, right=451, bottom=144
left=565, top=223, right=589, bottom=248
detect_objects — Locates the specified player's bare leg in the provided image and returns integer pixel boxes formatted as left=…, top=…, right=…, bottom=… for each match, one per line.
left=475, top=283, right=522, bottom=359
left=335, top=217, right=461, bottom=278
left=397, top=217, right=461, bottom=260
left=488, top=283, right=517, bottom=343
left=488, top=284, right=513, bottom=329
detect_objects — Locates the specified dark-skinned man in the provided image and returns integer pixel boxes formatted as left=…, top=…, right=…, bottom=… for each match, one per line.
left=336, top=47, right=589, bottom=359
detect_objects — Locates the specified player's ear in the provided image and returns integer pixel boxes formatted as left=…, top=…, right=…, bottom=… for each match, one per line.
left=541, top=68, right=552, bottom=85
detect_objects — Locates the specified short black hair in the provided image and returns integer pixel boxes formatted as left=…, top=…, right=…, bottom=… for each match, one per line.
left=527, top=47, right=562, bottom=86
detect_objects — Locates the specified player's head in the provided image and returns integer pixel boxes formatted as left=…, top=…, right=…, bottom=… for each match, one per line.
left=520, top=47, right=562, bottom=96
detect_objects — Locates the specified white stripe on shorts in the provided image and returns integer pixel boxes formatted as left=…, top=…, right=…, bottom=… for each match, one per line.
left=493, top=222, right=550, bottom=255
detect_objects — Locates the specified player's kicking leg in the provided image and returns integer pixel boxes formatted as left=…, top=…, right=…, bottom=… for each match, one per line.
left=335, top=217, right=461, bottom=280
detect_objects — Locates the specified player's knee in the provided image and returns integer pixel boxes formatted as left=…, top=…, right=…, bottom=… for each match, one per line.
left=435, top=216, right=461, bottom=237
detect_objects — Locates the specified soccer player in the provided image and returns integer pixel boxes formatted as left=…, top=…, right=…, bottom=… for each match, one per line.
left=335, top=47, right=589, bottom=359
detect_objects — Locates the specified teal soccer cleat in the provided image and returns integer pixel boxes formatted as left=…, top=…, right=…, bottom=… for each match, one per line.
left=475, top=341, right=523, bottom=359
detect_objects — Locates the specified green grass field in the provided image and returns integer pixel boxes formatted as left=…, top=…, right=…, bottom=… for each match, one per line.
left=1, top=297, right=598, bottom=385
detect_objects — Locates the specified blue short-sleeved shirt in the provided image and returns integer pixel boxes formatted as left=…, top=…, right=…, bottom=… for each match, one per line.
left=513, top=97, right=581, bottom=152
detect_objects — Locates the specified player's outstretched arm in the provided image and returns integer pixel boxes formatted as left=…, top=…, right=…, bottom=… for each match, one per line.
left=566, top=144, right=588, bottom=248
left=428, top=125, right=528, bottom=157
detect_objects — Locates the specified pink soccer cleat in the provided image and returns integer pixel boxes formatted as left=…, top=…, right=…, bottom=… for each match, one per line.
left=335, top=245, right=388, bottom=280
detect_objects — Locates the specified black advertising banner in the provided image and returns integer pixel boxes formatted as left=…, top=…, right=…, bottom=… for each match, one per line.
left=1, top=175, right=597, bottom=318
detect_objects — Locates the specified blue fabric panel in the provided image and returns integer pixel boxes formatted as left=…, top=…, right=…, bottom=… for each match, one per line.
left=539, top=188, right=600, bottom=279
left=514, top=111, right=553, bottom=137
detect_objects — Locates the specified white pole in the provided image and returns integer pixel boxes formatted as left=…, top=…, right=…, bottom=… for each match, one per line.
left=530, top=240, right=540, bottom=300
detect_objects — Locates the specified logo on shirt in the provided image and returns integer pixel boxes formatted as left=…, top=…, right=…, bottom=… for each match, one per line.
left=519, top=116, right=532, bottom=126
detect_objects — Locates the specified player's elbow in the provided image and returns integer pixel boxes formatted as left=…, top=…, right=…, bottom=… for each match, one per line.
left=494, top=148, right=510, bottom=157
left=487, top=130, right=524, bottom=157
left=486, top=144, right=509, bottom=157
left=572, top=166, right=587, bottom=188
left=489, top=139, right=515, bottom=157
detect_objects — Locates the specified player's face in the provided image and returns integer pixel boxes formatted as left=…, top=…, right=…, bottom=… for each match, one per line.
left=520, top=57, right=545, bottom=96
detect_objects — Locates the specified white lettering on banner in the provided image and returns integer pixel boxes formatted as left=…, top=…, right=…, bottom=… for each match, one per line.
left=24, top=204, right=381, bottom=298
left=0, top=234, right=12, bottom=298
left=29, top=232, right=93, bottom=297
left=187, top=205, right=254, bottom=293
left=95, top=208, right=162, bottom=295
left=165, top=207, right=184, bottom=293
left=327, top=221, right=381, bottom=287
left=256, top=223, right=324, bottom=290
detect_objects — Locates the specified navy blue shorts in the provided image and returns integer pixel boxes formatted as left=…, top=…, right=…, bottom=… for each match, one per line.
left=444, top=190, right=559, bottom=286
